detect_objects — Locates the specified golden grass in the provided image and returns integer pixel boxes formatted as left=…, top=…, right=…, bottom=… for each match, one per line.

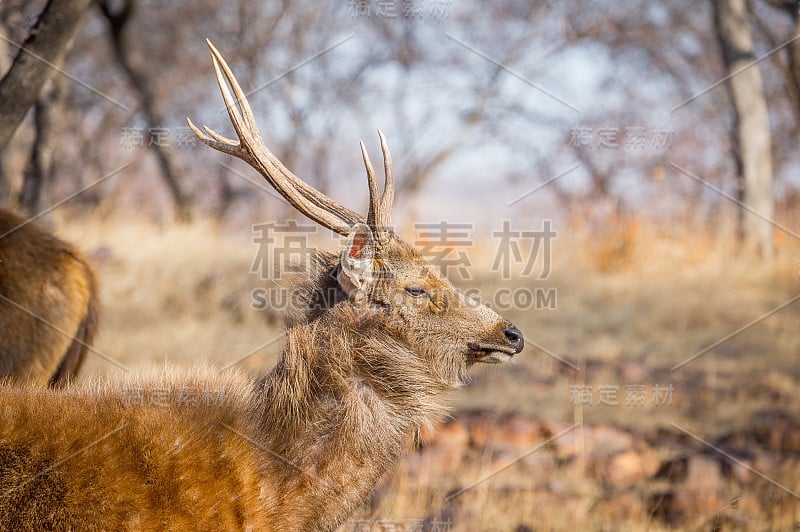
left=55, top=214, right=800, bottom=530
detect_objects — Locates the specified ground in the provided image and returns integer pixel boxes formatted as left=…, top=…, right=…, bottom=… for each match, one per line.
left=60, top=215, right=800, bottom=531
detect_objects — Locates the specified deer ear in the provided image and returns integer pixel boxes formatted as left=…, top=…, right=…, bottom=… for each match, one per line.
left=337, top=223, right=375, bottom=297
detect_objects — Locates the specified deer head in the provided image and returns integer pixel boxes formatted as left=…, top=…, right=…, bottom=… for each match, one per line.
left=187, top=39, right=523, bottom=388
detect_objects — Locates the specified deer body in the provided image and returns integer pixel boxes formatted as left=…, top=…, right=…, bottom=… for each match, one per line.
left=1, top=303, right=452, bottom=531
left=0, top=209, right=98, bottom=387
left=0, top=40, right=523, bottom=530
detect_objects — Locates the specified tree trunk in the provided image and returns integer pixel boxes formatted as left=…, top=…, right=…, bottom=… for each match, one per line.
left=19, top=102, right=48, bottom=217
left=18, top=77, right=63, bottom=218
left=98, top=0, right=192, bottom=223
left=713, top=0, right=775, bottom=258
left=0, top=6, right=14, bottom=204
left=0, top=0, right=93, bottom=154
left=787, top=8, right=800, bottom=121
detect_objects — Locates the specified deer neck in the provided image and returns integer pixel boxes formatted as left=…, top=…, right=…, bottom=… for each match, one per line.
left=252, top=306, right=451, bottom=527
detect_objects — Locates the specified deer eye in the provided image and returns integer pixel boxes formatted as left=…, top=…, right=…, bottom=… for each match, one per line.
left=404, top=286, right=429, bottom=298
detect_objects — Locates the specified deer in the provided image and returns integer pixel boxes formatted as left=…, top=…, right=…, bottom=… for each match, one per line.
left=0, top=209, right=98, bottom=387
left=0, top=40, right=524, bottom=531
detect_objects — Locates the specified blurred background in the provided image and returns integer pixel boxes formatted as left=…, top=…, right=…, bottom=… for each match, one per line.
left=1, top=0, right=799, bottom=529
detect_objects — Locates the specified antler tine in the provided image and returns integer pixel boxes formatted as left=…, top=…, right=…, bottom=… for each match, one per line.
left=203, top=125, right=238, bottom=145
left=360, top=140, right=380, bottom=228
left=209, top=44, right=251, bottom=146
left=189, top=39, right=364, bottom=235
left=186, top=117, right=241, bottom=158
left=376, top=130, right=395, bottom=228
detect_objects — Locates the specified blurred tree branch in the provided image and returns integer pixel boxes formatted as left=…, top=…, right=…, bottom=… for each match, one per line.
left=97, top=0, right=191, bottom=222
left=754, top=0, right=800, bottom=126
left=0, top=0, right=92, bottom=154
left=18, top=76, right=65, bottom=217
left=0, top=0, right=792, bottom=237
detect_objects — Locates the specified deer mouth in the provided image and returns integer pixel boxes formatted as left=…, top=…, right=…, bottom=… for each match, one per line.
left=467, top=342, right=517, bottom=364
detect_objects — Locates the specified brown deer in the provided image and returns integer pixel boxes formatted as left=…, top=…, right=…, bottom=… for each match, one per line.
left=0, top=40, right=523, bottom=531
left=0, top=209, right=98, bottom=387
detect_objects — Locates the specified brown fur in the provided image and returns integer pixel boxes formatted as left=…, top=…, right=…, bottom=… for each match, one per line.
left=0, top=231, right=520, bottom=531
left=0, top=209, right=99, bottom=387
left=0, top=41, right=522, bottom=530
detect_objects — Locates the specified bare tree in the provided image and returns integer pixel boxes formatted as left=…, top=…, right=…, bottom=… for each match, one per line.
left=757, top=1, right=800, bottom=119
left=554, top=1, right=795, bottom=251
left=18, top=76, right=66, bottom=216
left=97, top=0, right=191, bottom=222
left=713, top=0, right=775, bottom=257
left=0, top=0, right=93, bottom=153
left=0, top=5, right=15, bottom=204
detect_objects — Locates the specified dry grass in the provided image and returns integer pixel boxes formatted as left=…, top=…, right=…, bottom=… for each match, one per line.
left=56, top=214, right=800, bottom=531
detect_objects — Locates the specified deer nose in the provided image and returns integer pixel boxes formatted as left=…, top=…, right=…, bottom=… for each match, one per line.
left=503, top=326, right=524, bottom=353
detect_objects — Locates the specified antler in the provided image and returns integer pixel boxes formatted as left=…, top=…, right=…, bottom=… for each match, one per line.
left=360, top=130, right=395, bottom=239
left=188, top=39, right=396, bottom=237
left=188, top=39, right=367, bottom=235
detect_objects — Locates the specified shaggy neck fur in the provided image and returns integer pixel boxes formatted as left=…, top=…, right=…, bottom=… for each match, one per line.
left=250, top=303, right=453, bottom=530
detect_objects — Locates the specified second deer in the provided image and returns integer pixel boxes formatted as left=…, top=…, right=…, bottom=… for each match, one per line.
left=0, top=40, right=523, bottom=531
left=0, top=210, right=98, bottom=387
